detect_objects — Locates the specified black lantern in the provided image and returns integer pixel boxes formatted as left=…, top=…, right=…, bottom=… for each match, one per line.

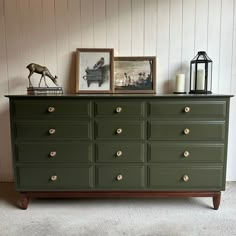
left=189, top=51, right=212, bottom=94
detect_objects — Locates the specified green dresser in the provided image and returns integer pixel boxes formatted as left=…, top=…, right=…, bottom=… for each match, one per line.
left=6, top=94, right=232, bottom=209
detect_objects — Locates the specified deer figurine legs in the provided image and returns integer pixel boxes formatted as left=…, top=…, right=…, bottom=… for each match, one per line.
left=39, top=75, right=49, bottom=87
left=28, top=73, right=33, bottom=87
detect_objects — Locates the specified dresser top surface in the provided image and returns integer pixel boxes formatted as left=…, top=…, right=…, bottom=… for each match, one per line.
left=5, top=93, right=233, bottom=99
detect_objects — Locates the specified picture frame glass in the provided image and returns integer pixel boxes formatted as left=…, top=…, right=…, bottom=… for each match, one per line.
left=114, top=57, right=156, bottom=93
left=76, top=49, right=113, bottom=93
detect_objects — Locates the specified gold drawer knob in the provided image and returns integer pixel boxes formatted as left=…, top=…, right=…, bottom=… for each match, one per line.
left=116, top=151, right=123, bottom=157
left=50, top=151, right=57, bottom=157
left=51, top=175, right=57, bottom=181
left=184, top=128, right=190, bottom=135
left=182, top=175, right=189, bottom=182
left=183, top=151, right=190, bottom=157
left=184, top=107, right=191, bottom=113
left=116, top=128, right=123, bottom=134
left=48, top=107, right=55, bottom=113
left=49, top=129, right=56, bottom=135
left=116, top=174, right=123, bottom=181
left=116, top=107, right=122, bottom=113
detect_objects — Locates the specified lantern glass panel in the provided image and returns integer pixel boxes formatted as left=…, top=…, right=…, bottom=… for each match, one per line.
left=189, top=51, right=212, bottom=94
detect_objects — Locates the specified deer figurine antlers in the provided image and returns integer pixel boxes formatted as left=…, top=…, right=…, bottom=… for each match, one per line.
left=26, top=63, right=58, bottom=87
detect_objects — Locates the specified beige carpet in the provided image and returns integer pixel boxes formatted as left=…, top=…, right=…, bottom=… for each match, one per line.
left=0, top=182, right=236, bottom=236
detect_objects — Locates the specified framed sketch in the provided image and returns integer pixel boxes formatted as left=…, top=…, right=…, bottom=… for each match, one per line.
left=76, top=48, right=114, bottom=93
left=114, top=57, right=156, bottom=94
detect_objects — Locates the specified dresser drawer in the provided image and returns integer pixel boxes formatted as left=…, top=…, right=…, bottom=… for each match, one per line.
left=14, top=121, right=91, bottom=140
left=148, top=143, right=224, bottom=163
left=16, top=165, right=93, bottom=190
left=15, top=141, right=92, bottom=162
left=12, top=100, right=91, bottom=118
left=95, top=142, right=144, bottom=162
left=148, top=121, right=225, bottom=141
left=148, top=166, right=223, bottom=190
left=148, top=100, right=226, bottom=119
left=96, top=166, right=145, bottom=189
left=95, top=121, right=144, bottom=140
left=12, top=99, right=91, bottom=119
left=94, top=101, right=144, bottom=117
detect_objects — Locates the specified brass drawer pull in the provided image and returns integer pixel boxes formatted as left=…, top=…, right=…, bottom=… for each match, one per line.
left=184, top=128, right=190, bottom=135
left=50, top=151, right=57, bottom=157
left=51, top=175, right=57, bottom=181
left=116, top=151, right=123, bottom=157
left=49, top=129, right=56, bottom=135
left=116, top=107, right=122, bottom=113
left=116, top=174, right=123, bottom=181
left=182, top=175, right=189, bottom=182
left=183, top=151, right=190, bottom=157
left=116, top=128, right=123, bottom=134
left=48, top=107, right=55, bottom=113
left=184, top=107, right=191, bottom=113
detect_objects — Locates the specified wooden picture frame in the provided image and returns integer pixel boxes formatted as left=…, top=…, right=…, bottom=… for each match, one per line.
left=113, top=56, right=156, bottom=94
left=76, top=48, right=114, bottom=93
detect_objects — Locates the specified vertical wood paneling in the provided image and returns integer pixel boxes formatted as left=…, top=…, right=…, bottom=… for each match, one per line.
left=93, top=0, right=106, bottom=48
left=119, top=0, right=132, bottom=55
left=4, top=0, right=21, bottom=94
left=42, top=0, right=57, bottom=80
left=68, top=0, right=82, bottom=50
left=169, top=0, right=182, bottom=92
left=81, top=0, right=93, bottom=47
left=0, top=0, right=12, bottom=182
left=182, top=0, right=195, bottom=91
left=29, top=0, right=44, bottom=74
left=144, top=0, right=157, bottom=56
left=208, top=0, right=221, bottom=93
left=1, top=0, right=236, bottom=181
left=232, top=0, right=236, bottom=76
left=68, top=0, right=81, bottom=93
left=106, top=0, right=119, bottom=54
left=195, top=0, right=208, bottom=52
left=55, top=0, right=70, bottom=92
left=157, top=0, right=170, bottom=93
left=131, top=0, right=144, bottom=56
left=18, top=0, right=30, bottom=88
left=225, top=0, right=235, bottom=181
left=0, top=0, right=8, bottom=95
left=219, top=0, right=234, bottom=94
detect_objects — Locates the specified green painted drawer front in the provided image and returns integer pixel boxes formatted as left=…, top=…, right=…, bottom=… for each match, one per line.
left=13, top=100, right=91, bottom=118
left=148, top=121, right=225, bottom=141
left=17, top=165, right=93, bottom=190
left=95, top=121, right=144, bottom=140
left=148, top=166, right=223, bottom=190
left=15, top=121, right=91, bottom=140
left=15, top=141, right=92, bottom=162
left=148, top=143, right=224, bottom=163
left=148, top=101, right=226, bottom=119
left=94, top=101, right=144, bottom=117
left=96, top=166, right=145, bottom=189
left=95, top=142, right=145, bottom=162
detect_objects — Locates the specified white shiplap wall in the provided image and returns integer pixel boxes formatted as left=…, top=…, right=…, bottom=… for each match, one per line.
left=0, top=0, right=235, bottom=181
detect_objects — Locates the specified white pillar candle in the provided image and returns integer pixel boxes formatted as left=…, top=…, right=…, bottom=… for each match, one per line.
left=196, top=69, right=205, bottom=90
left=175, top=74, right=185, bottom=93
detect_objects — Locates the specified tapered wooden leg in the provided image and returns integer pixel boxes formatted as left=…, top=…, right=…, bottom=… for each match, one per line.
left=213, top=192, right=221, bottom=210
left=19, top=194, right=29, bottom=210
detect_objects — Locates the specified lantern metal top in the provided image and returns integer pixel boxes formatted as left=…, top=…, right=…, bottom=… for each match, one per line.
left=191, top=51, right=212, bottom=63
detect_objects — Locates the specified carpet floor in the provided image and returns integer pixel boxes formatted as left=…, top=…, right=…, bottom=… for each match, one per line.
left=0, top=182, right=236, bottom=236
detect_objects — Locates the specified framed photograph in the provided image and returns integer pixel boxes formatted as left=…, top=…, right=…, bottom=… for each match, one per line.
left=114, top=56, right=156, bottom=94
left=76, top=48, right=114, bottom=93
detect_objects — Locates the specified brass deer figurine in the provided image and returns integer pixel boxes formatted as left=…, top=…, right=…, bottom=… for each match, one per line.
left=26, top=63, right=58, bottom=87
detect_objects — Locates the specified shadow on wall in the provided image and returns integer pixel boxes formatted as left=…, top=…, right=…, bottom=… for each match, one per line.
left=67, top=51, right=77, bottom=94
